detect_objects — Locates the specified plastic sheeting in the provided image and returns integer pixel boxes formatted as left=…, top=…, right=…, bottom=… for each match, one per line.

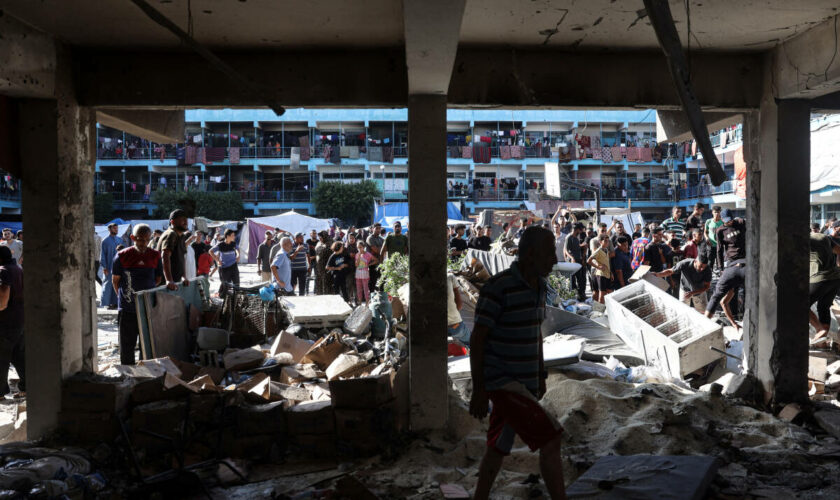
left=567, top=455, right=720, bottom=500
left=464, top=248, right=516, bottom=276
left=373, top=202, right=464, bottom=225
left=811, top=119, right=840, bottom=193
left=541, top=306, right=643, bottom=365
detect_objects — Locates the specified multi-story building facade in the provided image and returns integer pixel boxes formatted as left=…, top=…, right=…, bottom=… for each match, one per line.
left=0, top=108, right=748, bottom=220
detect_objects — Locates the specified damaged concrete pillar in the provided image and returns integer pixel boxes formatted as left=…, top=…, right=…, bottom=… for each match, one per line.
left=407, top=95, right=448, bottom=430
left=746, top=84, right=810, bottom=404
left=18, top=50, right=97, bottom=438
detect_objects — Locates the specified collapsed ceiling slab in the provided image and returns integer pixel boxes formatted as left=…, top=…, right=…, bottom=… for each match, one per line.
left=95, top=109, right=185, bottom=144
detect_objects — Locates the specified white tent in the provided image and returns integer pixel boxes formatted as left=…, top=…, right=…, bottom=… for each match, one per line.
left=240, top=211, right=331, bottom=263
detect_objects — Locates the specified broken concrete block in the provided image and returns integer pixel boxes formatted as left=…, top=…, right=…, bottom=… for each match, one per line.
left=270, top=330, right=313, bottom=363
left=279, top=364, right=325, bottom=384
left=223, top=346, right=266, bottom=371
left=778, top=403, right=804, bottom=423
left=723, top=374, right=756, bottom=400
left=269, top=382, right=311, bottom=403
left=326, top=353, right=368, bottom=380
left=809, top=355, right=830, bottom=382
left=343, top=305, right=373, bottom=337
left=827, top=373, right=840, bottom=391
left=814, top=410, right=840, bottom=439
left=286, top=400, right=334, bottom=435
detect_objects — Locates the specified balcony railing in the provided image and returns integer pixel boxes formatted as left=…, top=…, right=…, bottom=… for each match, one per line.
left=679, top=180, right=735, bottom=199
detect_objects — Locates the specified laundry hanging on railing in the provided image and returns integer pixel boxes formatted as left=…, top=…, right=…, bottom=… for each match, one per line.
left=229, top=147, right=240, bottom=164
left=368, top=146, right=383, bottom=162
left=204, top=147, right=226, bottom=164
left=184, top=146, right=196, bottom=165
left=290, top=147, right=300, bottom=169
left=473, top=145, right=491, bottom=164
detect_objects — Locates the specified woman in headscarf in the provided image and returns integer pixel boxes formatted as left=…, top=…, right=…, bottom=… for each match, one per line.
left=344, top=232, right=358, bottom=304
left=314, top=230, right=333, bottom=295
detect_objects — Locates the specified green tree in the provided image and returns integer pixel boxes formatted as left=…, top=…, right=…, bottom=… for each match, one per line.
left=151, top=190, right=244, bottom=221
left=94, top=193, right=114, bottom=224
left=311, top=181, right=381, bottom=226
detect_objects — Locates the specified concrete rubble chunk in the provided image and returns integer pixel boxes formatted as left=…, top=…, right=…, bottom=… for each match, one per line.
left=326, top=353, right=368, bottom=380
left=827, top=359, right=840, bottom=376
left=343, top=305, right=373, bottom=336
left=814, top=410, right=840, bottom=440
left=723, top=373, right=756, bottom=400
left=778, top=403, right=803, bottom=423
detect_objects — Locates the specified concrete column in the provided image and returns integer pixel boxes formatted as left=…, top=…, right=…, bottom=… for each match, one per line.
left=407, top=95, right=448, bottom=430
left=742, top=111, right=761, bottom=374
left=18, top=53, right=97, bottom=438
left=752, top=96, right=811, bottom=405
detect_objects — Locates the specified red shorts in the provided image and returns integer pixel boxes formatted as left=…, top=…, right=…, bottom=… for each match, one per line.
left=486, top=390, right=563, bottom=455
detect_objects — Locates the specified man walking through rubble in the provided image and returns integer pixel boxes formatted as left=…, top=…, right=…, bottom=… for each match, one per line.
left=111, top=224, right=163, bottom=365
left=470, top=226, right=566, bottom=500
left=0, top=246, right=25, bottom=397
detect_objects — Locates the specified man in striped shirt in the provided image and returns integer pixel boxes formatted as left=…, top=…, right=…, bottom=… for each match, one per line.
left=660, top=205, right=686, bottom=244
left=470, top=226, right=565, bottom=500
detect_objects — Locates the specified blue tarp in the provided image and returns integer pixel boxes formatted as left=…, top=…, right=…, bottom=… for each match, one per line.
left=373, top=202, right=463, bottom=224
left=0, top=222, right=22, bottom=233
left=105, top=218, right=129, bottom=226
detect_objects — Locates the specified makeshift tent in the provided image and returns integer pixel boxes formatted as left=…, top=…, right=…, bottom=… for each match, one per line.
left=241, top=211, right=331, bottom=263
left=373, top=202, right=464, bottom=224
left=599, top=211, right=645, bottom=233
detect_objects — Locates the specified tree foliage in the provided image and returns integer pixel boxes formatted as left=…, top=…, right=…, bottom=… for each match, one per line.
left=311, top=181, right=381, bottom=226
left=94, top=193, right=114, bottom=224
left=151, top=190, right=245, bottom=221
left=378, top=253, right=409, bottom=298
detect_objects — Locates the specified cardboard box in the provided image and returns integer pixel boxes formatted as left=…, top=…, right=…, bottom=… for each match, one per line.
left=130, top=376, right=173, bottom=406
left=329, top=371, right=397, bottom=409
left=62, top=376, right=133, bottom=413
left=286, top=400, right=334, bottom=435
left=235, top=401, right=287, bottom=436
left=301, top=332, right=348, bottom=370
left=57, top=411, right=120, bottom=442
left=271, top=330, right=313, bottom=363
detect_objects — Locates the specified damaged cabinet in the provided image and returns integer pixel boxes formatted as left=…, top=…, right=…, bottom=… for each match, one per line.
left=605, top=280, right=725, bottom=379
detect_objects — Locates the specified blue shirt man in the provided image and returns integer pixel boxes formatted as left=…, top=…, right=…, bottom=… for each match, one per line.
left=100, top=223, right=122, bottom=308
left=271, top=237, right=294, bottom=293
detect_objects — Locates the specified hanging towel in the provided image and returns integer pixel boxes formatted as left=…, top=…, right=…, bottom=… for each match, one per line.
left=197, top=147, right=207, bottom=164
left=500, top=146, right=511, bottom=160
left=383, top=146, right=394, bottom=163
left=592, top=147, right=602, bottom=160
left=345, top=146, right=360, bottom=159
left=176, top=147, right=186, bottom=165
left=472, top=145, right=491, bottom=164
left=301, top=146, right=311, bottom=161
left=291, top=147, right=300, bottom=169
left=601, top=147, right=613, bottom=163
left=626, top=147, right=639, bottom=162
left=510, top=145, right=523, bottom=159
left=184, top=146, right=196, bottom=165
left=611, top=146, right=622, bottom=161
left=229, top=147, right=240, bottom=164
left=461, top=146, right=472, bottom=159
left=641, top=147, right=653, bottom=162
left=205, top=147, right=226, bottom=163
left=322, top=145, right=332, bottom=160
left=449, top=146, right=460, bottom=158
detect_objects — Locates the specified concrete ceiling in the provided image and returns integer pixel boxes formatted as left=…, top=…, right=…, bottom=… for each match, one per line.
left=2, top=0, right=838, bottom=51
